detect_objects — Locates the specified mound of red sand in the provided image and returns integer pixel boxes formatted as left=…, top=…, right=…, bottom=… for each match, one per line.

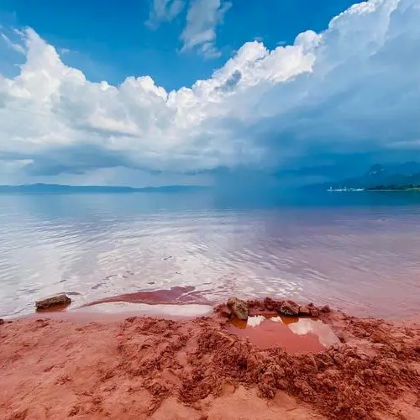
left=1, top=299, right=420, bottom=419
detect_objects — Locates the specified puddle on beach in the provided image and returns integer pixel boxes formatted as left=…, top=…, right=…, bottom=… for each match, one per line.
left=229, top=315, right=340, bottom=353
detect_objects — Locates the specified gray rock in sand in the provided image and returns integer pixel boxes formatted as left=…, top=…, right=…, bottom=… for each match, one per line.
left=36, top=294, right=71, bottom=310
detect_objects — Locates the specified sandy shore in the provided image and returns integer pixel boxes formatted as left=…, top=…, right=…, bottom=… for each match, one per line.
left=1, top=299, right=420, bottom=420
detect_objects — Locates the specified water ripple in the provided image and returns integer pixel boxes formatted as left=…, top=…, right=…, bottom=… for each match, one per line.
left=1, top=193, right=420, bottom=318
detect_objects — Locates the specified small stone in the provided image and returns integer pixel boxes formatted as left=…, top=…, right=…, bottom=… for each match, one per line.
left=263, top=297, right=275, bottom=311
left=247, top=299, right=260, bottom=309
left=299, top=305, right=311, bottom=316
left=35, top=294, right=71, bottom=310
left=0, top=318, right=4, bottom=325
left=227, top=297, right=248, bottom=320
left=321, top=305, right=331, bottom=313
left=279, top=300, right=300, bottom=317
left=310, top=308, right=320, bottom=317
left=263, top=298, right=283, bottom=312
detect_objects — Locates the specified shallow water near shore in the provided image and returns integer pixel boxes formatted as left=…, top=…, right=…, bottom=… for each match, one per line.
left=78, top=301, right=213, bottom=318
left=1, top=191, right=420, bottom=318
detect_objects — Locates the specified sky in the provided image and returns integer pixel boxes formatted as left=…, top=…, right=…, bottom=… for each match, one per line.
left=0, top=0, right=419, bottom=187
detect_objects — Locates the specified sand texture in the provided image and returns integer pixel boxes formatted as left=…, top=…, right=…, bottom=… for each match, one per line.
left=1, top=299, right=420, bottom=419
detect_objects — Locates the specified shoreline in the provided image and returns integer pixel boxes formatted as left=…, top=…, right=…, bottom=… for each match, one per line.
left=1, top=298, right=420, bottom=419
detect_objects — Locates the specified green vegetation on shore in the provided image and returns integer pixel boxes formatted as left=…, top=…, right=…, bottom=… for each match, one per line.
left=366, top=184, right=420, bottom=191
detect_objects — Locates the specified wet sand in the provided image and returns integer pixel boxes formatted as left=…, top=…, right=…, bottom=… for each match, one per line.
left=1, top=299, right=420, bottom=420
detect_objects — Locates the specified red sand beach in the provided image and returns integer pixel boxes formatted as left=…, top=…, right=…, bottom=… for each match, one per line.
left=1, top=298, right=420, bottom=420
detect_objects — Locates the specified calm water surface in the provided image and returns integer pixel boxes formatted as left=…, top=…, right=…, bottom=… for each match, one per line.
left=0, top=191, right=419, bottom=318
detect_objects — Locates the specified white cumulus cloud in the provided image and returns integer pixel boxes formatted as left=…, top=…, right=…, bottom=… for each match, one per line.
left=0, top=0, right=420, bottom=186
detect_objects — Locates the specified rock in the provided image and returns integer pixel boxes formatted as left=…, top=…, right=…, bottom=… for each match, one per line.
left=263, top=297, right=283, bottom=312
left=310, top=308, right=320, bottom=317
left=227, top=297, right=248, bottom=320
left=263, top=297, right=275, bottom=311
left=321, top=305, right=331, bottom=313
left=299, top=305, right=311, bottom=316
left=35, top=294, right=71, bottom=310
left=279, top=300, right=300, bottom=317
left=0, top=318, right=4, bottom=325
left=247, top=299, right=260, bottom=309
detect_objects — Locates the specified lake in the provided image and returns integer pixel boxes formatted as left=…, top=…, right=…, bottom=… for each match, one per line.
left=1, top=191, right=420, bottom=318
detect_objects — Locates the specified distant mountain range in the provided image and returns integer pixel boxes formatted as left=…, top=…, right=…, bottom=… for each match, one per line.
left=309, top=162, right=420, bottom=191
left=4, top=164, right=420, bottom=194
left=0, top=183, right=209, bottom=194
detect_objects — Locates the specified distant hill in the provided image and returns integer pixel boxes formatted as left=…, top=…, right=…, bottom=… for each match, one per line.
left=307, top=162, right=420, bottom=191
left=0, top=183, right=209, bottom=194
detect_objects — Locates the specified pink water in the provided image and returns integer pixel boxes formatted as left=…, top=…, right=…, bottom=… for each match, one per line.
left=1, top=192, right=420, bottom=318
left=229, top=315, right=340, bottom=352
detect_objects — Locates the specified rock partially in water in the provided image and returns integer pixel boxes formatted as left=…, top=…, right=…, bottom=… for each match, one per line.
left=305, top=302, right=321, bottom=317
left=263, top=297, right=275, bottom=311
left=36, top=294, right=71, bottom=311
left=227, top=297, right=248, bottom=320
left=279, top=300, right=300, bottom=317
left=310, top=308, right=320, bottom=317
left=299, top=305, right=311, bottom=316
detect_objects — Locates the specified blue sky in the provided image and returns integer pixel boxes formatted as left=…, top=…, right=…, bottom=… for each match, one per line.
left=0, top=0, right=419, bottom=187
left=0, top=0, right=356, bottom=90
